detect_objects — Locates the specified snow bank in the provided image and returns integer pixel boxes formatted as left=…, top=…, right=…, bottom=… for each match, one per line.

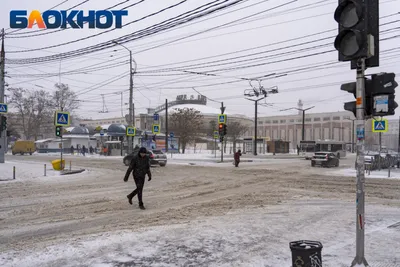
left=1, top=200, right=399, bottom=267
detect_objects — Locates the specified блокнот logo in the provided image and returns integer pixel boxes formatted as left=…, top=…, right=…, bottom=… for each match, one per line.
left=10, top=10, right=128, bottom=29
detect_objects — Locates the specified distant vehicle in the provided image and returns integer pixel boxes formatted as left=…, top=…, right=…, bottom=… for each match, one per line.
left=300, top=140, right=347, bottom=159
left=11, top=140, right=35, bottom=155
left=299, top=140, right=317, bottom=159
left=123, top=149, right=167, bottom=167
left=311, top=152, right=340, bottom=167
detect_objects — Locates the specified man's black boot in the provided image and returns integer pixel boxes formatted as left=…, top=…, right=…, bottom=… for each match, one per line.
left=127, top=192, right=136, bottom=205
left=139, top=202, right=146, bottom=210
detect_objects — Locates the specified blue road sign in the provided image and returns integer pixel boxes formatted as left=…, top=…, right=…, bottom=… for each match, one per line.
left=126, top=127, right=136, bottom=136
left=218, top=114, right=227, bottom=124
left=55, top=111, right=70, bottom=126
left=357, top=128, right=365, bottom=139
left=100, top=130, right=104, bottom=136
left=153, top=113, right=159, bottom=121
left=0, top=103, right=8, bottom=114
left=153, top=124, right=160, bottom=134
left=372, top=119, right=388, bottom=133
left=170, top=132, right=174, bottom=138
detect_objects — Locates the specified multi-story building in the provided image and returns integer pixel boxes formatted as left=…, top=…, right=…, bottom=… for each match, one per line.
left=257, top=100, right=356, bottom=149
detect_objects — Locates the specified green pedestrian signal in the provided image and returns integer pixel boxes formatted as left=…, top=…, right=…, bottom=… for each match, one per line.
left=55, top=126, right=62, bottom=137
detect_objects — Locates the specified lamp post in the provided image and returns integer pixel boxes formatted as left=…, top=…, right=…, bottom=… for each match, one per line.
left=280, top=106, right=315, bottom=142
left=112, top=41, right=137, bottom=154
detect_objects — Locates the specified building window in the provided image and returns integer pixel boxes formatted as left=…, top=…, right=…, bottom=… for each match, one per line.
left=280, top=120, right=286, bottom=123
left=323, top=117, right=330, bottom=121
left=305, top=118, right=311, bottom=122
left=259, top=121, right=264, bottom=125
left=265, top=120, right=271, bottom=124
left=343, top=116, right=351, bottom=120
left=297, top=119, right=302, bottom=122
left=112, top=121, right=115, bottom=123
left=314, top=117, right=321, bottom=121
left=273, top=120, right=279, bottom=124
left=333, top=116, right=340, bottom=120
left=289, top=119, right=295, bottom=123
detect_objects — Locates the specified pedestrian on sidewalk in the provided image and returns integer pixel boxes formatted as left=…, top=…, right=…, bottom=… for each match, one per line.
left=234, top=149, right=242, bottom=167
left=124, top=147, right=152, bottom=210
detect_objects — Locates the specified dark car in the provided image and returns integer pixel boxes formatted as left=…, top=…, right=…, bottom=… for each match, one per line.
left=123, top=149, right=167, bottom=167
left=311, top=152, right=339, bottom=167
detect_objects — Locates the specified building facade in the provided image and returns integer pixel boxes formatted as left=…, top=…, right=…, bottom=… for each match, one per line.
left=257, top=100, right=356, bottom=149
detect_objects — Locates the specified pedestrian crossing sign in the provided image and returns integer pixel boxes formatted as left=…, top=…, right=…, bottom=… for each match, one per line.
left=126, top=127, right=136, bottom=136
left=152, top=124, right=160, bottom=134
left=0, top=103, right=8, bottom=114
left=213, top=130, right=219, bottom=139
left=54, top=111, right=70, bottom=126
left=218, top=114, right=227, bottom=124
left=372, top=118, right=388, bottom=133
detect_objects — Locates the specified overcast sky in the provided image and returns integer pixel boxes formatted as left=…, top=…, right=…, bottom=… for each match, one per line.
left=1, top=0, right=399, bottom=120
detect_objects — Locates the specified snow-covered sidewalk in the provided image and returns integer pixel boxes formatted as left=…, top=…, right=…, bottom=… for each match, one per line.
left=0, top=160, right=61, bottom=181
left=330, top=168, right=400, bottom=179
left=1, top=199, right=399, bottom=267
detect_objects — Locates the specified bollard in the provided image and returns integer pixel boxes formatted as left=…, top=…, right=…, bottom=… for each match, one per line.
left=44, top=164, right=47, bottom=176
left=13, top=166, right=16, bottom=179
left=388, top=165, right=391, bottom=178
left=69, top=161, right=72, bottom=171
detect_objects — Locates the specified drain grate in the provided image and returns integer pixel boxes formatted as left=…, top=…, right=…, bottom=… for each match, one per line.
left=387, top=221, right=400, bottom=229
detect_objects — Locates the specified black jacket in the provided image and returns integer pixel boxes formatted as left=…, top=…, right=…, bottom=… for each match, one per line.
left=124, top=155, right=152, bottom=181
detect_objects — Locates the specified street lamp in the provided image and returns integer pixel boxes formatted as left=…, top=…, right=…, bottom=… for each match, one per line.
left=112, top=41, right=137, bottom=154
left=280, top=106, right=315, bottom=141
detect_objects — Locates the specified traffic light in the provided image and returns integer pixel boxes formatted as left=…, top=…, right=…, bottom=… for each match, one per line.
left=341, top=79, right=373, bottom=117
left=334, top=0, right=377, bottom=62
left=370, top=72, right=398, bottom=116
left=55, top=126, right=62, bottom=137
left=218, top=123, right=224, bottom=136
left=223, top=124, right=227, bottom=136
left=0, top=115, right=7, bottom=131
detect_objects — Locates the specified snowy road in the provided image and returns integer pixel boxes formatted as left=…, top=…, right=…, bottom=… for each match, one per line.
left=1, top=154, right=400, bottom=266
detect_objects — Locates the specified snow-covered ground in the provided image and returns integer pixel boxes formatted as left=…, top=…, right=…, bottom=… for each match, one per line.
left=331, top=168, right=400, bottom=179
left=0, top=160, right=61, bottom=181
left=1, top=200, right=399, bottom=267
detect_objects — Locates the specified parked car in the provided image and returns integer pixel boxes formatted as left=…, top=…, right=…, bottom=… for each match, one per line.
left=123, top=149, right=167, bottom=167
left=311, top=152, right=339, bottom=167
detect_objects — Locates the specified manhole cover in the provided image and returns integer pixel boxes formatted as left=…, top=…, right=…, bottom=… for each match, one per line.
left=388, top=222, right=400, bottom=229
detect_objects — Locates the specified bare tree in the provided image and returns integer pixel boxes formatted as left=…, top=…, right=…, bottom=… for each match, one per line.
left=169, top=108, right=204, bottom=154
left=208, top=119, right=217, bottom=136
left=53, top=83, right=79, bottom=112
left=227, top=121, right=249, bottom=152
left=9, top=88, right=53, bottom=140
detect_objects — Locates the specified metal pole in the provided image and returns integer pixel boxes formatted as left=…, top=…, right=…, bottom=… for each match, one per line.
left=44, top=164, right=46, bottom=176
left=351, top=58, right=369, bottom=267
left=128, top=51, right=134, bottom=154
left=13, top=166, right=15, bottom=179
left=215, top=138, right=217, bottom=158
left=397, top=116, right=400, bottom=168
left=60, top=128, right=63, bottom=171
left=352, top=119, right=355, bottom=153
left=221, top=102, right=224, bottom=162
left=378, top=131, right=382, bottom=171
left=0, top=29, right=5, bottom=164
left=121, top=92, right=123, bottom=118
left=254, top=100, right=258, bottom=156
left=302, top=110, right=305, bottom=141
left=165, top=99, right=168, bottom=153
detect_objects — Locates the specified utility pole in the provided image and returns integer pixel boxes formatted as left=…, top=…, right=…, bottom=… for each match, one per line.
left=220, top=102, right=225, bottom=162
left=0, top=29, right=5, bottom=164
left=246, top=96, right=266, bottom=156
left=112, top=41, right=137, bottom=154
left=165, top=99, right=168, bottom=153
left=378, top=131, right=382, bottom=170
left=244, top=81, right=278, bottom=156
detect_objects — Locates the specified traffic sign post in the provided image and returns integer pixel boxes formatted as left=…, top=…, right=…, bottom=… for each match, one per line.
left=100, top=130, right=104, bottom=136
left=153, top=113, right=159, bottom=121
left=152, top=124, right=160, bottom=134
left=0, top=103, right=8, bottom=114
left=372, top=118, right=388, bottom=133
left=169, top=132, right=174, bottom=138
left=54, top=111, right=70, bottom=127
left=213, top=130, right=219, bottom=159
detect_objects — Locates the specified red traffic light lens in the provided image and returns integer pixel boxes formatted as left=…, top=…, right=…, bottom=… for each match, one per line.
left=219, top=124, right=223, bottom=129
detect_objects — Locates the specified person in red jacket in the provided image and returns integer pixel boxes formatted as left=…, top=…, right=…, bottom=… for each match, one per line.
left=234, top=149, right=242, bottom=167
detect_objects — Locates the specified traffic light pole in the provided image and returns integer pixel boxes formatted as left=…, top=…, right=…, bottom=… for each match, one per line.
left=0, top=29, right=5, bottom=164
left=221, top=102, right=224, bottom=163
left=351, top=58, right=369, bottom=267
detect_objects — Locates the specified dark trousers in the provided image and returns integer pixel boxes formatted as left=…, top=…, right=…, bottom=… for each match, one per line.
left=235, top=160, right=239, bottom=167
left=127, top=176, right=145, bottom=205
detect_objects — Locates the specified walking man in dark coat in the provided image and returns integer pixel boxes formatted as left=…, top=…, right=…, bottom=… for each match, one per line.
left=234, top=149, right=242, bottom=167
left=124, top=147, right=152, bottom=210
